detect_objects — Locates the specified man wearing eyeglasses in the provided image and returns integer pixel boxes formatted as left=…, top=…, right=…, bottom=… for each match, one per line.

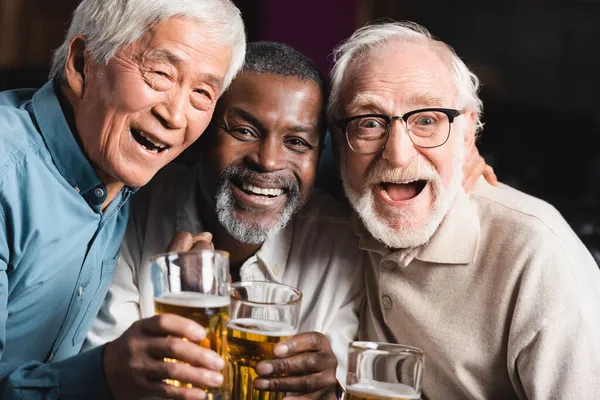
left=329, top=21, right=600, bottom=399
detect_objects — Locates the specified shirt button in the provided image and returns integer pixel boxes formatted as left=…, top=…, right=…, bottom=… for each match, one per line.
left=273, top=266, right=280, bottom=276
left=382, top=295, right=393, bottom=310
left=73, top=186, right=80, bottom=193
left=94, top=187, right=105, bottom=198
left=77, top=286, right=83, bottom=297
left=381, top=260, right=396, bottom=271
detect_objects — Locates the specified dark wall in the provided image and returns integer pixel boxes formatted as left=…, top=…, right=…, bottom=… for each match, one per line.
left=235, top=0, right=359, bottom=77
left=0, top=0, right=79, bottom=90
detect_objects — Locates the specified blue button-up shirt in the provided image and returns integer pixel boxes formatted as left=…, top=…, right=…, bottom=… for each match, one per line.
left=0, top=81, right=134, bottom=398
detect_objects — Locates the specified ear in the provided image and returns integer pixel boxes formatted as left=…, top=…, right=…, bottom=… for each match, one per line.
left=462, top=110, right=477, bottom=149
left=64, top=35, right=89, bottom=99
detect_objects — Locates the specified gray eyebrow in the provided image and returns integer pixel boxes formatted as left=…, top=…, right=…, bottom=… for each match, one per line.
left=143, top=48, right=185, bottom=64
left=346, top=93, right=393, bottom=115
left=405, top=92, right=445, bottom=108
left=141, top=48, right=224, bottom=92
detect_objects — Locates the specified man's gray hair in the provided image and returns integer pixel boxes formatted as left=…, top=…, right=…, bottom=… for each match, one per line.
left=49, top=0, right=246, bottom=91
left=243, top=42, right=325, bottom=93
left=328, top=21, right=483, bottom=133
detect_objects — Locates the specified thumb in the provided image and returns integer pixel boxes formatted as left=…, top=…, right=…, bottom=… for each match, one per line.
left=166, top=231, right=194, bottom=252
left=190, top=232, right=214, bottom=252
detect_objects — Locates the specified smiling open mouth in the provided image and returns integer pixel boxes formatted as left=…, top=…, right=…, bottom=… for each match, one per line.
left=379, top=180, right=427, bottom=201
left=238, top=182, right=286, bottom=198
left=131, top=128, right=169, bottom=153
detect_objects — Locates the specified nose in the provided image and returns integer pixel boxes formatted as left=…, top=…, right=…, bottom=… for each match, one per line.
left=246, top=137, right=286, bottom=172
left=153, top=89, right=187, bottom=130
left=381, top=120, right=419, bottom=168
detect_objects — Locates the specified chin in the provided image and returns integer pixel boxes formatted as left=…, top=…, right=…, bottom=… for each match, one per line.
left=371, top=211, right=441, bottom=248
left=220, top=214, right=282, bottom=245
left=343, top=176, right=458, bottom=250
left=110, top=164, right=161, bottom=188
left=234, top=209, right=282, bottom=226
left=358, top=195, right=439, bottom=248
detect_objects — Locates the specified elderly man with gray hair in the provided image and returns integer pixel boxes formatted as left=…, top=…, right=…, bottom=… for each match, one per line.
left=0, top=0, right=244, bottom=398
left=329, top=21, right=600, bottom=399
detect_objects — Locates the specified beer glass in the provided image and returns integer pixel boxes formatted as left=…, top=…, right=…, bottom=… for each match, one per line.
left=345, top=342, right=424, bottom=400
left=227, top=281, right=302, bottom=400
left=151, top=250, right=230, bottom=399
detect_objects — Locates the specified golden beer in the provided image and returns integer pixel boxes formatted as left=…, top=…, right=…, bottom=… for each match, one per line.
left=344, top=382, right=421, bottom=400
left=227, top=318, right=297, bottom=400
left=155, top=292, right=230, bottom=397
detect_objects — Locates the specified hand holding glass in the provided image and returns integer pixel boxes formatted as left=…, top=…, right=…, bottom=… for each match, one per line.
left=227, top=281, right=302, bottom=400
left=151, top=250, right=230, bottom=399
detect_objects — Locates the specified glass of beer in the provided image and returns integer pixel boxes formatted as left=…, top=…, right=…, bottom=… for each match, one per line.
left=227, top=281, right=302, bottom=400
left=151, top=250, right=230, bottom=399
left=345, top=341, right=424, bottom=400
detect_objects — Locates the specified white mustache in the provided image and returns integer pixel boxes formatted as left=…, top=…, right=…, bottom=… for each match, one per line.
left=365, top=157, right=440, bottom=186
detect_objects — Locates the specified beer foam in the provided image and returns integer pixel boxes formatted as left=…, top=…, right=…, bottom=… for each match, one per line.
left=155, top=292, right=230, bottom=308
left=228, top=318, right=297, bottom=337
left=346, top=382, right=420, bottom=399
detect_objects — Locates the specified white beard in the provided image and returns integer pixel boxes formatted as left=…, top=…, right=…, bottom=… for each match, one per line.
left=341, top=140, right=465, bottom=249
left=197, top=162, right=301, bottom=245
left=213, top=182, right=296, bottom=245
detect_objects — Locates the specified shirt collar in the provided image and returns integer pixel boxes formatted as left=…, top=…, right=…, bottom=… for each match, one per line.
left=352, top=189, right=480, bottom=267
left=253, top=220, right=294, bottom=282
left=415, top=190, right=480, bottom=264
left=31, top=81, right=107, bottom=209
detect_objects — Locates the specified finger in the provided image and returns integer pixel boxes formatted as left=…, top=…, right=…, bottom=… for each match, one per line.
left=145, top=335, right=226, bottom=371
left=144, top=380, right=208, bottom=400
left=463, top=164, right=485, bottom=193
left=282, top=396, right=311, bottom=400
left=256, top=351, right=337, bottom=377
left=483, top=164, right=498, bottom=186
left=167, top=232, right=195, bottom=252
left=140, top=314, right=206, bottom=342
left=461, top=149, right=478, bottom=176
left=253, top=370, right=337, bottom=393
left=146, top=359, right=225, bottom=390
left=273, top=332, right=329, bottom=357
left=284, top=392, right=333, bottom=400
left=192, top=232, right=213, bottom=244
left=190, top=240, right=214, bottom=252
left=462, top=155, right=485, bottom=194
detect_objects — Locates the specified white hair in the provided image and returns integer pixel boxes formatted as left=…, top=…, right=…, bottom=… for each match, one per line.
left=328, top=21, right=483, bottom=133
left=49, top=0, right=246, bottom=91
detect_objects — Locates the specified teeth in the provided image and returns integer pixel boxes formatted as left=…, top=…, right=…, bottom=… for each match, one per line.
left=141, top=144, right=160, bottom=153
left=241, top=182, right=284, bottom=197
left=383, top=179, right=419, bottom=185
left=138, top=130, right=167, bottom=149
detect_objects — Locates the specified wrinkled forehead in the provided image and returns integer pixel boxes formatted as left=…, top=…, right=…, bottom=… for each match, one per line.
left=340, top=41, right=457, bottom=114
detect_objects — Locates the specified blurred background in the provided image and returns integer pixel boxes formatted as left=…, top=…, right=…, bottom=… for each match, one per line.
left=1, top=0, right=599, bottom=261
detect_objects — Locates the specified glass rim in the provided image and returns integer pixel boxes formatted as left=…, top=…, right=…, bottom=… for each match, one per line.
left=230, top=280, right=303, bottom=306
left=149, top=249, right=231, bottom=263
left=350, top=341, right=425, bottom=356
